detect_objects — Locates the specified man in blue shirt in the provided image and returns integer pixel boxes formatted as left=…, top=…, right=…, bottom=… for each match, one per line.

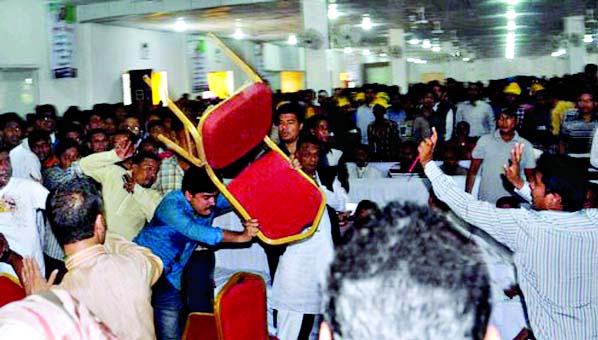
left=135, top=166, right=258, bottom=340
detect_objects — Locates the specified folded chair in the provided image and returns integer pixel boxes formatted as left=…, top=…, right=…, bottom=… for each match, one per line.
left=0, top=273, right=26, bottom=307
left=182, top=272, right=277, bottom=340
left=144, top=33, right=326, bottom=245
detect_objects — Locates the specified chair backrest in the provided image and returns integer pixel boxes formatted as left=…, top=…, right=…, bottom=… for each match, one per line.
left=182, top=313, right=218, bottom=340
left=0, top=273, right=25, bottom=307
left=214, top=272, right=269, bottom=340
left=201, top=82, right=272, bottom=170
left=199, top=81, right=325, bottom=245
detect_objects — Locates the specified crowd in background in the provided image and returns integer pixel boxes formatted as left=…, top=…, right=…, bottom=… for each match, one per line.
left=0, top=64, right=597, bottom=340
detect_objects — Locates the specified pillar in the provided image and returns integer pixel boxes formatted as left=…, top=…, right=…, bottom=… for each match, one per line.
left=302, top=0, right=331, bottom=92
left=389, top=28, right=408, bottom=93
left=564, top=15, right=587, bottom=74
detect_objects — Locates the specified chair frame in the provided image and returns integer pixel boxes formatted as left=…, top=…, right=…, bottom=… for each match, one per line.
left=181, top=272, right=270, bottom=340
left=144, top=33, right=326, bottom=245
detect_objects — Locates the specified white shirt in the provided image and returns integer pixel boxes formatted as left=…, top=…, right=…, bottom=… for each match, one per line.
left=590, top=127, right=598, bottom=168
left=0, top=178, right=48, bottom=278
left=356, top=105, right=374, bottom=144
left=346, top=163, right=384, bottom=179
left=271, top=176, right=342, bottom=314
left=9, top=140, right=42, bottom=182
left=455, top=100, right=495, bottom=137
left=425, top=161, right=598, bottom=340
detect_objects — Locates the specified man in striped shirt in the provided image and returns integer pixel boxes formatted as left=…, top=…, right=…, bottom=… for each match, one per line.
left=419, top=128, right=598, bottom=339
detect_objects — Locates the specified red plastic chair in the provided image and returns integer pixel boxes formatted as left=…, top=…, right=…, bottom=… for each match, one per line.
left=182, top=272, right=277, bottom=340
left=0, top=273, right=26, bottom=307
left=199, top=81, right=326, bottom=245
left=146, top=33, right=326, bottom=246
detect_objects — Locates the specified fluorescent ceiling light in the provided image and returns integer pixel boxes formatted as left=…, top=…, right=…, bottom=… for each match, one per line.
left=584, top=34, right=594, bottom=43
left=174, top=18, right=187, bottom=32
left=507, top=20, right=516, bottom=31
left=462, top=57, right=471, bottom=62
left=432, top=46, right=441, bottom=52
left=233, top=28, right=245, bottom=40
left=505, top=32, right=515, bottom=59
left=422, top=39, right=431, bottom=49
left=506, top=0, right=518, bottom=5
left=551, top=48, right=566, bottom=57
left=287, top=34, right=297, bottom=45
left=361, top=15, right=372, bottom=30
left=380, top=53, right=388, bottom=57
left=506, top=9, right=517, bottom=20
left=408, top=38, right=420, bottom=45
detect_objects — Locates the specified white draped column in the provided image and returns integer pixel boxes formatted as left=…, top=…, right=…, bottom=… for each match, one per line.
left=302, top=0, right=331, bottom=92
left=564, top=15, right=587, bottom=74
left=389, top=28, right=408, bottom=94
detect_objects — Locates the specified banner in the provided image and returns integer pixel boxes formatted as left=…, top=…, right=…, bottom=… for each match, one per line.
left=188, top=35, right=209, bottom=94
left=48, top=2, right=77, bottom=78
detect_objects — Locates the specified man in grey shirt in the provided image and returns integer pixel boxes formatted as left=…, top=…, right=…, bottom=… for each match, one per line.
left=466, top=109, right=535, bottom=204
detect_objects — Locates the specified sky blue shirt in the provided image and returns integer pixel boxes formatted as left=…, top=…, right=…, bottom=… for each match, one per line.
left=134, top=190, right=231, bottom=290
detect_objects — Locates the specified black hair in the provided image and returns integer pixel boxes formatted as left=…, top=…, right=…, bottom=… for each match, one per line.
left=495, top=196, right=521, bottom=209
left=110, top=129, right=136, bottom=142
left=0, top=112, right=24, bottom=130
left=27, top=130, right=50, bottom=147
left=182, top=166, right=220, bottom=195
left=535, top=154, right=587, bottom=212
left=47, top=178, right=104, bottom=246
left=87, top=129, right=108, bottom=138
left=325, top=202, right=491, bottom=340
left=55, top=140, right=80, bottom=158
left=131, top=151, right=161, bottom=165
left=275, top=102, right=305, bottom=124
left=295, top=134, right=321, bottom=152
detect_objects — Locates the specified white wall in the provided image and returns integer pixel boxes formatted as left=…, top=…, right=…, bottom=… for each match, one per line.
left=89, top=24, right=189, bottom=105
left=0, top=0, right=91, bottom=114
left=408, top=55, right=569, bottom=84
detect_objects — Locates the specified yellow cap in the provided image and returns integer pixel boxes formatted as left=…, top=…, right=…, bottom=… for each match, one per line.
left=337, top=97, right=350, bottom=107
left=376, top=92, right=390, bottom=102
left=531, top=83, right=545, bottom=94
left=370, top=97, right=389, bottom=108
left=354, top=92, right=366, bottom=101
left=503, top=82, right=521, bottom=95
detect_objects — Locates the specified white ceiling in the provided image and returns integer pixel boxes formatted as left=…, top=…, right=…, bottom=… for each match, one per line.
left=73, top=0, right=598, bottom=61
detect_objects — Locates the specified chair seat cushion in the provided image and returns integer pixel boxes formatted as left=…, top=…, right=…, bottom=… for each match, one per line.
left=227, top=151, right=323, bottom=241
left=202, top=83, right=272, bottom=170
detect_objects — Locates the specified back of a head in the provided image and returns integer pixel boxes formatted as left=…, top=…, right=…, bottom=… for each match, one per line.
left=325, top=202, right=491, bottom=340
left=182, top=166, right=219, bottom=195
left=536, top=153, right=587, bottom=212
left=47, top=178, right=103, bottom=246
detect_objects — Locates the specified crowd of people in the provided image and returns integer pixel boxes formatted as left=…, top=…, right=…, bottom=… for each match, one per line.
left=0, top=63, right=596, bottom=340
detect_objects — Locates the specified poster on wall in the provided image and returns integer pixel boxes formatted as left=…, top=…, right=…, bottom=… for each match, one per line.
left=188, top=35, right=209, bottom=95
left=48, top=1, right=77, bottom=78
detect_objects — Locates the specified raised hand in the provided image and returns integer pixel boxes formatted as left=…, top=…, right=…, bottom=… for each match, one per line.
left=503, top=142, right=525, bottom=189
left=21, top=258, right=57, bottom=295
left=418, top=127, right=438, bottom=167
left=115, top=141, right=134, bottom=160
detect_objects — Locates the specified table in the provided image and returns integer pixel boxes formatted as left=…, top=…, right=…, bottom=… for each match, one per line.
left=365, top=160, right=471, bottom=176
left=348, top=175, right=480, bottom=207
